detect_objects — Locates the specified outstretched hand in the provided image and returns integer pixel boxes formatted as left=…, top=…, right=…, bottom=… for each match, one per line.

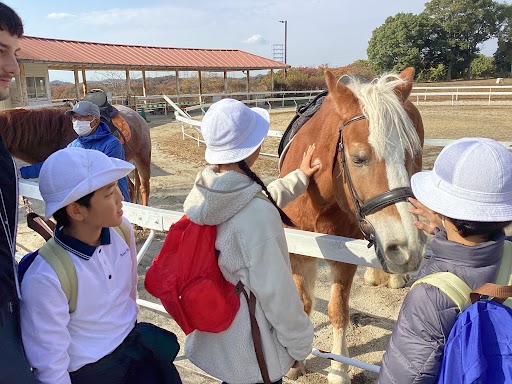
left=407, top=197, right=442, bottom=235
left=299, top=144, right=321, bottom=177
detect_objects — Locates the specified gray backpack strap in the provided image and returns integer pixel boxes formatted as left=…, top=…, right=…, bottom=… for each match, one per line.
left=38, top=239, right=78, bottom=313
left=113, top=221, right=131, bottom=245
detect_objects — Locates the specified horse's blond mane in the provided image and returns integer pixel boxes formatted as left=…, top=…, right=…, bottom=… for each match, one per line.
left=340, top=73, right=421, bottom=159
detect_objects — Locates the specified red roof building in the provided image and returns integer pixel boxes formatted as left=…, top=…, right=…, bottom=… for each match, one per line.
left=0, top=36, right=288, bottom=109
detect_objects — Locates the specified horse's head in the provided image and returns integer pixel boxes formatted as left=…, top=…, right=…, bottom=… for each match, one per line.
left=325, top=67, right=425, bottom=273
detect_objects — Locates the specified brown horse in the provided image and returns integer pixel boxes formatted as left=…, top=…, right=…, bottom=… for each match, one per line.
left=0, top=105, right=151, bottom=205
left=279, top=68, right=425, bottom=383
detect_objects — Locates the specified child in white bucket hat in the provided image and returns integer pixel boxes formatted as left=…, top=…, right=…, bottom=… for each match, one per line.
left=379, top=138, right=512, bottom=383
left=19, top=147, right=182, bottom=384
left=182, top=98, right=319, bottom=384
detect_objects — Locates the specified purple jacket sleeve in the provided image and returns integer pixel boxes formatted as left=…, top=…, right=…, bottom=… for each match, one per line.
left=378, top=284, right=459, bottom=384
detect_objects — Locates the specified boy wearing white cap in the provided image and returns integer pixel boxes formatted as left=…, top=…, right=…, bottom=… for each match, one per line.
left=19, top=100, right=131, bottom=202
left=378, top=138, right=512, bottom=383
left=19, top=148, right=181, bottom=384
left=182, top=98, right=319, bottom=384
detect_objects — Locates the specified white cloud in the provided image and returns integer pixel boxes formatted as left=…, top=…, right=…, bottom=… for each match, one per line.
left=47, top=12, right=75, bottom=20
left=243, top=34, right=267, bottom=45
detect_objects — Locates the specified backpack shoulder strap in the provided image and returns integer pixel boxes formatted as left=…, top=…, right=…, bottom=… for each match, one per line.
left=38, top=239, right=78, bottom=313
left=113, top=221, right=131, bottom=244
left=412, top=272, right=472, bottom=313
left=495, top=240, right=512, bottom=307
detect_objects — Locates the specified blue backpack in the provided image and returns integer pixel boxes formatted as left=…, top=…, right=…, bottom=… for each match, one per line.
left=413, top=241, right=512, bottom=384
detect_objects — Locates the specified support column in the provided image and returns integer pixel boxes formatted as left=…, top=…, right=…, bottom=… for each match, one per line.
left=270, top=69, right=274, bottom=93
left=142, top=69, right=147, bottom=101
left=125, top=68, right=131, bottom=106
left=81, top=67, right=87, bottom=96
left=73, top=66, right=80, bottom=100
left=18, top=63, right=28, bottom=106
left=198, top=70, right=202, bottom=104
left=224, top=71, right=228, bottom=94
left=175, top=70, right=180, bottom=102
left=246, top=70, right=250, bottom=97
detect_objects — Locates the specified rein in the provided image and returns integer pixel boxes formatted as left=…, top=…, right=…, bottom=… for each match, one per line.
left=336, top=114, right=414, bottom=259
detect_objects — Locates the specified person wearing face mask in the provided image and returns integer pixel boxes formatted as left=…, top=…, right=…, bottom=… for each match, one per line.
left=20, top=100, right=130, bottom=202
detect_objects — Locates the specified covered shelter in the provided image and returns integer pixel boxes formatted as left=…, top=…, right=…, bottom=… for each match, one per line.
left=2, top=36, right=289, bottom=109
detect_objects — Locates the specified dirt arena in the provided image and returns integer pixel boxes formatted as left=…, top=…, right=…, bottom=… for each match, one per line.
left=15, top=102, right=512, bottom=383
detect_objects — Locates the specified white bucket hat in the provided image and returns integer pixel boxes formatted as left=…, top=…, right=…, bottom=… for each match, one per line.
left=411, top=137, right=512, bottom=222
left=39, top=147, right=135, bottom=219
left=201, top=98, right=270, bottom=164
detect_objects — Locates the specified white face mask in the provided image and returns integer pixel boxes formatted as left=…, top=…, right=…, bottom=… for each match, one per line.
left=72, top=120, right=94, bottom=136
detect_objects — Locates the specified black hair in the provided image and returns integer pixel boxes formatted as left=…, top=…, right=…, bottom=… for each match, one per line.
left=0, top=3, right=24, bottom=37
left=237, top=160, right=295, bottom=227
left=52, top=191, right=95, bottom=228
left=448, top=217, right=512, bottom=241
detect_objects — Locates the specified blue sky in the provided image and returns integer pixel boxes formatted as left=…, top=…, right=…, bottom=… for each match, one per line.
left=6, top=0, right=510, bottom=82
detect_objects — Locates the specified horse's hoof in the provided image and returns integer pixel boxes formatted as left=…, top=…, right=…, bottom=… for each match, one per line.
left=286, top=367, right=304, bottom=380
left=328, top=369, right=351, bottom=384
left=387, top=273, right=409, bottom=289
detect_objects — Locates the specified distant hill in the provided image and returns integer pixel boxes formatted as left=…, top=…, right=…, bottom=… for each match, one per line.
left=50, top=80, right=73, bottom=85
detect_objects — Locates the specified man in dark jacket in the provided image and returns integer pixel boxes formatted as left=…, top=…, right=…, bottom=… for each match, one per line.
left=0, top=2, right=36, bottom=382
left=20, top=101, right=131, bottom=202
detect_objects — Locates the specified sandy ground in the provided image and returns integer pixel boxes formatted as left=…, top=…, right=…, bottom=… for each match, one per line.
left=14, top=103, right=512, bottom=384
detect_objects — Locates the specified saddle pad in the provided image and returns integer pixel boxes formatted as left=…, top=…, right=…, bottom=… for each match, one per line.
left=112, top=115, right=131, bottom=144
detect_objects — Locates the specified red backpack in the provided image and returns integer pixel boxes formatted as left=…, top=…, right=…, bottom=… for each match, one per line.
left=144, top=215, right=241, bottom=335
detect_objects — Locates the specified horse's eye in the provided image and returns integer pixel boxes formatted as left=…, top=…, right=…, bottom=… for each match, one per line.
left=351, top=156, right=368, bottom=166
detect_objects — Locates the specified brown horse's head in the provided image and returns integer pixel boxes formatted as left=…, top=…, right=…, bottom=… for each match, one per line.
left=282, top=67, right=425, bottom=274
left=326, top=67, right=425, bottom=273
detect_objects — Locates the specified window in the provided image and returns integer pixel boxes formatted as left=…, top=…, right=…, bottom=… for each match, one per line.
left=26, top=76, right=47, bottom=99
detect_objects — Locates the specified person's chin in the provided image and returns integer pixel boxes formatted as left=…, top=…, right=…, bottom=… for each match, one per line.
left=0, top=89, right=10, bottom=101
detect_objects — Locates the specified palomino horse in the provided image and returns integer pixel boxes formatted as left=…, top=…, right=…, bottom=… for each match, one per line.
left=279, top=68, right=425, bottom=383
left=0, top=105, right=151, bottom=205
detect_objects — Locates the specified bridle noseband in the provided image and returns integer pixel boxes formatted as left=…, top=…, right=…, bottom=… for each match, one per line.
left=337, top=115, right=414, bottom=253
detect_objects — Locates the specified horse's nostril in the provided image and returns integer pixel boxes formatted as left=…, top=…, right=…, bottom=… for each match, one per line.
left=386, top=244, right=400, bottom=254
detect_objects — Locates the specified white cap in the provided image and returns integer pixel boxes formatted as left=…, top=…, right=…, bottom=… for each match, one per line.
left=39, top=147, right=134, bottom=219
left=201, top=98, right=270, bottom=164
left=411, top=138, right=512, bottom=221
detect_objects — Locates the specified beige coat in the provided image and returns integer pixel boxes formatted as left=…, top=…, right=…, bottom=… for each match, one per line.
left=183, top=166, right=314, bottom=384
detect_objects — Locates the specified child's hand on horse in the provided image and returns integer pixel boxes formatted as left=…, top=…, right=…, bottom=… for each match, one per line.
left=407, top=197, right=443, bottom=235
left=300, top=144, right=321, bottom=177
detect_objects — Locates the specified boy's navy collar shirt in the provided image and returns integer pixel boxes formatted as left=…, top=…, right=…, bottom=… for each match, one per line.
left=54, top=226, right=111, bottom=260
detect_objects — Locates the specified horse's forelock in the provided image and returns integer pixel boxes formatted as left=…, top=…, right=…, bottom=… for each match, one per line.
left=346, top=73, right=421, bottom=160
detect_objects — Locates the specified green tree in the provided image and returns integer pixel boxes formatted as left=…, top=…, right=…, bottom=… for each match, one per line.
left=470, top=55, right=495, bottom=78
left=367, top=13, right=446, bottom=74
left=422, top=0, right=502, bottom=80
left=494, top=4, right=512, bottom=75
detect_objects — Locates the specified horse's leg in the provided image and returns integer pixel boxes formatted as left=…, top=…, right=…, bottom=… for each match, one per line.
left=137, top=163, right=151, bottom=206
left=286, top=253, right=317, bottom=380
left=127, top=175, right=136, bottom=203
left=134, top=168, right=141, bottom=204
left=364, top=267, right=409, bottom=289
left=327, top=261, right=357, bottom=384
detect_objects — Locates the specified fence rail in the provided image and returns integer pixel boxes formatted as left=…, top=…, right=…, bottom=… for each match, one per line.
left=18, top=179, right=384, bottom=373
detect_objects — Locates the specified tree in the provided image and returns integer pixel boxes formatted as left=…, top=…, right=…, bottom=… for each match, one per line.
left=494, top=4, right=512, bottom=75
left=367, top=13, right=447, bottom=74
left=470, top=55, right=495, bottom=78
left=422, top=0, right=502, bottom=79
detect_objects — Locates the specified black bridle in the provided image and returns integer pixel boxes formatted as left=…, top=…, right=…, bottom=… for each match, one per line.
left=337, top=114, right=414, bottom=251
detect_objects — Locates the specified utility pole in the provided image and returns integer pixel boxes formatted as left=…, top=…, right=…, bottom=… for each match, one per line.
left=278, top=20, right=287, bottom=76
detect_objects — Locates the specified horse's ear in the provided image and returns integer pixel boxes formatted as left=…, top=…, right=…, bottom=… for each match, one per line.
left=394, top=67, right=415, bottom=102
left=324, top=70, right=357, bottom=114
left=325, top=70, right=338, bottom=95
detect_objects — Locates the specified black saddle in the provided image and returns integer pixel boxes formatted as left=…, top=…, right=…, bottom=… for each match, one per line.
left=82, top=89, right=122, bottom=137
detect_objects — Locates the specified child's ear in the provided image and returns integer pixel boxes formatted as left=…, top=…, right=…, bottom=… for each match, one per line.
left=66, top=202, right=84, bottom=222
